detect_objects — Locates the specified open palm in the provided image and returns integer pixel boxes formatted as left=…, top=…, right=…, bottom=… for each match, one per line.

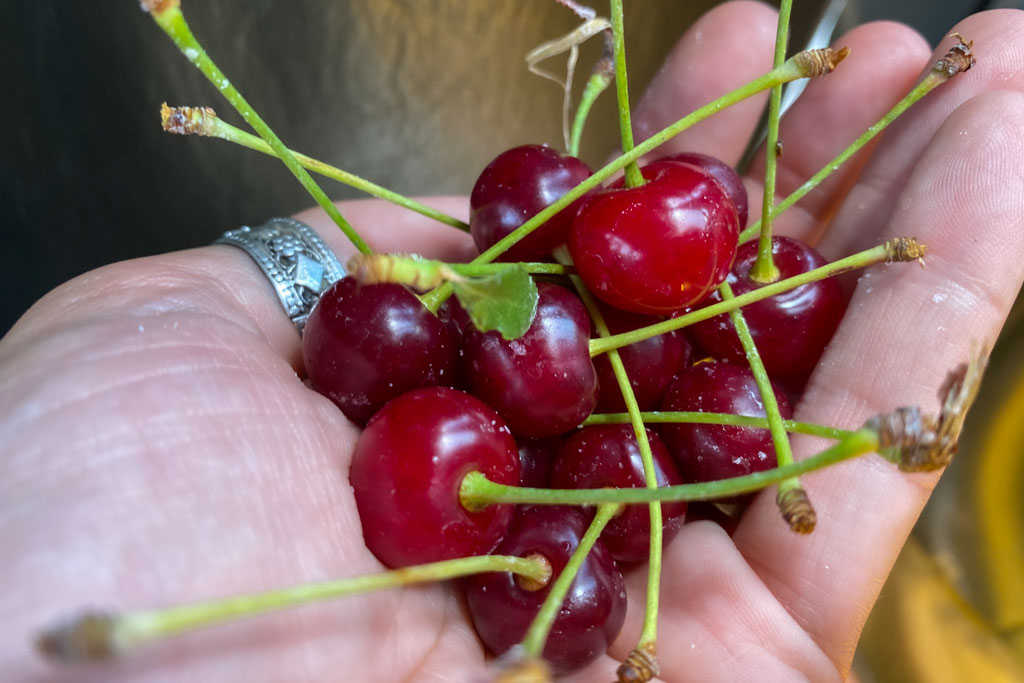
left=3, top=3, right=1024, bottom=681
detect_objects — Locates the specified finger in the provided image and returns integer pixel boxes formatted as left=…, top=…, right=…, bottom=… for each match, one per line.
left=818, top=9, right=1024, bottom=260
left=294, top=195, right=473, bottom=264
left=733, top=88, right=1024, bottom=673
left=744, top=21, right=932, bottom=244
left=630, top=0, right=779, bottom=167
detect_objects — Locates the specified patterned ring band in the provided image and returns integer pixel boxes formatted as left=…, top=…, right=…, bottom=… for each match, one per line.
left=215, top=217, right=346, bottom=333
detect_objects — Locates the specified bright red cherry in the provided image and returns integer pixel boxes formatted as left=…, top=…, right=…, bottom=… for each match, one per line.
left=464, top=505, right=627, bottom=674
left=593, top=302, right=692, bottom=412
left=658, top=362, right=792, bottom=491
left=470, top=144, right=595, bottom=262
left=462, top=282, right=598, bottom=437
left=689, top=236, right=845, bottom=388
left=349, top=387, right=519, bottom=568
left=656, top=152, right=749, bottom=228
left=303, top=277, right=457, bottom=424
left=569, top=160, right=740, bottom=314
left=551, top=425, right=686, bottom=562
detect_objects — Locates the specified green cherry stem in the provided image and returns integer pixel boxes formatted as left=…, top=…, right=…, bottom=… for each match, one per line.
left=748, top=0, right=793, bottom=283
left=568, top=45, right=614, bottom=157
left=145, top=2, right=371, bottom=254
left=36, top=555, right=549, bottom=663
left=461, top=428, right=880, bottom=508
left=561, top=254, right=662, bottom=649
left=739, top=64, right=963, bottom=244
left=610, top=0, right=643, bottom=188
left=589, top=236, right=922, bottom=356
left=161, top=105, right=469, bottom=232
left=520, top=503, right=621, bottom=658
left=720, top=281, right=814, bottom=532
left=583, top=411, right=851, bottom=441
left=420, top=48, right=833, bottom=312
left=346, top=252, right=569, bottom=289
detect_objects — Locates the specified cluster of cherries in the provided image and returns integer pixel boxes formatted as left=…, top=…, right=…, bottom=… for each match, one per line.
left=301, top=144, right=846, bottom=673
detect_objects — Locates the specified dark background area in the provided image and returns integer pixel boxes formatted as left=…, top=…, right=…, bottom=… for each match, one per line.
left=0, top=0, right=1001, bottom=332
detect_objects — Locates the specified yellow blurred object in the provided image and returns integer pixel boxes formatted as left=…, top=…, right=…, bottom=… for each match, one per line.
left=859, top=538, right=1024, bottom=682
left=858, top=302, right=1024, bottom=681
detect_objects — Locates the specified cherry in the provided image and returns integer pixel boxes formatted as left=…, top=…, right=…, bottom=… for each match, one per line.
left=656, top=151, right=749, bottom=228
left=689, top=236, right=845, bottom=388
left=551, top=425, right=686, bottom=562
left=470, top=144, right=595, bottom=262
left=657, top=361, right=792, bottom=491
left=517, top=437, right=562, bottom=488
left=462, top=282, right=598, bottom=437
left=349, top=387, right=520, bottom=568
left=593, top=302, right=692, bottom=412
left=569, top=160, right=740, bottom=314
left=464, top=505, right=626, bottom=674
left=302, top=277, right=458, bottom=424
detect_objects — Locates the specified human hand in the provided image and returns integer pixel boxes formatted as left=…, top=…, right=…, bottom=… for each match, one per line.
left=3, top=3, right=1024, bottom=681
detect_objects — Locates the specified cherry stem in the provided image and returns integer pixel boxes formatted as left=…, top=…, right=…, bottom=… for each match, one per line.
left=569, top=34, right=614, bottom=157
left=421, top=50, right=817, bottom=312
left=561, top=252, right=662, bottom=647
left=749, top=0, right=794, bottom=284
left=145, top=4, right=371, bottom=254
left=583, top=411, right=850, bottom=441
left=720, top=280, right=813, bottom=530
left=35, top=555, right=549, bottom=663
left=739, top=70, right=948, bottom=244
left=610, top=0, right=643, bottom=188
left=589, top=238, right=917, bottom=356
left=519, top=503, right=621, bottom=658
left=462, top=428, right=880, bottom=508
left=347, top=253, right=569, bottom=290
left=161, top=105, right=469, bottom=232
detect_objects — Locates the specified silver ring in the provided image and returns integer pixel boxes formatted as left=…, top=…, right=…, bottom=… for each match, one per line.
left=215, top=218, right=346, bottom=334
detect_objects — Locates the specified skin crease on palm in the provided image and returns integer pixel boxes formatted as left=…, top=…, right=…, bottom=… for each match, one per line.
left=1, top=2, right=1024, bottom=681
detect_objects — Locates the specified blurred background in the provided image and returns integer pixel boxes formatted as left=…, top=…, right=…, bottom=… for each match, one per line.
left=2, top=1, right=1022, bottom=680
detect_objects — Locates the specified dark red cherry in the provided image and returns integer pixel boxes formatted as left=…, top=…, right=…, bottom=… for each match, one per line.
left=551, top=425, right=686, bottom=562
left=689, top=236, right=845, bottom=387
left=658, top=362, right=791, bottom=491
left=464, top=505, right=626, bottom=674
left=684, top=501, right=743, bottom=536
left=656, top=152, right=749, bottom=228
left=303, top=277, right=457, bottom=424
left=569, top=160, right=740, bottom=314
left=593, top=303, right=692, bottom=412
left=518, top=437, right=562, bottom=488
left=462, top=282, right=598, bottom=437
left=470, top=144, right=595, bottom=262
left=349, top=387, right=519, bottom=568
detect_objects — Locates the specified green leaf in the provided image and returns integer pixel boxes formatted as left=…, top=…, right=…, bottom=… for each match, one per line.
left=451, top=265, right=538, bottom=340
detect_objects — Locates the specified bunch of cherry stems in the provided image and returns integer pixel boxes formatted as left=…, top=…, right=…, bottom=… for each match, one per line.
left=40, top=0, right=964, bottom=675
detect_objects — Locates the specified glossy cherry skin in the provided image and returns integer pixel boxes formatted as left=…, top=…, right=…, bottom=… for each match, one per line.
left=470, top=144, right=595, bottom=262
left=570, top=160, right=740, bottom=314
left=349, top=387, right=519, bottom=568
left=517, top=436, right=562, bottom=488
left=462, top=282, right=598, bottom=437
left=656, top=152, right=749, bottom=228
left=464, top=505, right=626, bottom=674
left=551, top=425, right=686, bottom=562
left=689, top=236, right=845, bottom=387
left=658, top=362, right=792, bottom=491
left=303, top=277, right=458, bottom=424
left=593, top=303, right=692, bottom=412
